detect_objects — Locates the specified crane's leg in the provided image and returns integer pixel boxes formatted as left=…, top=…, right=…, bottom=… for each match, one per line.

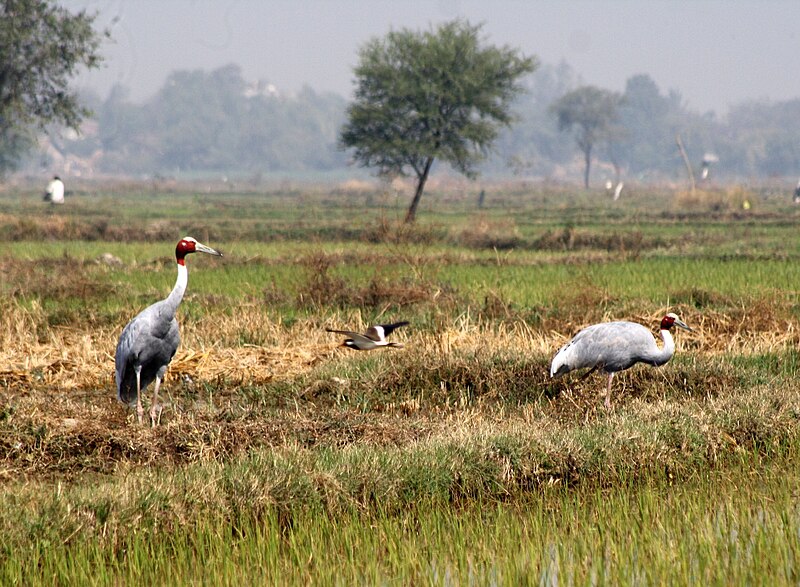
left=134, top=365, right=144, bottom=425
left=150, top=375, right=163, bottom=427
left=580, top=364, right=600, bottom=380
left=604, top=372, right=615, bottom=410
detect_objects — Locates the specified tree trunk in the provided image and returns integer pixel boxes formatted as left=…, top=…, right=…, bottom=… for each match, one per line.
left=583, top=144, right=592, bottom=189
left=404, top=156, right=434, bottom=224
left=675, top=134, right=696, bottom=194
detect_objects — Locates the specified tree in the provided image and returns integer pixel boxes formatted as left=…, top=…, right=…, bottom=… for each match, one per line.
left=490, top=61, right=578, bottom=177
left=339, top=20, right=536, bottom=223
left=0, top=0, right=105, bottom=175
left=551, top=85, right=621, bottom=188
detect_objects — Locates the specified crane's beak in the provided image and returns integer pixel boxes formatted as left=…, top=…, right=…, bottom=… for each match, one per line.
left=674, top=317, right=692, bottom=332
left=195, top=242, right=223, bottom=257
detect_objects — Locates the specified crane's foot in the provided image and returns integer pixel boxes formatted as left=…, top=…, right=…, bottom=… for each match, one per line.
left=149, top=404, right=163, bottom=428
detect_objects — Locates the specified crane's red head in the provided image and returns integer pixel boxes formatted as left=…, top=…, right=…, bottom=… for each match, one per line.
left=175, top=236, right=223, bottom=265
left=660, top=312, right=692, bottom=332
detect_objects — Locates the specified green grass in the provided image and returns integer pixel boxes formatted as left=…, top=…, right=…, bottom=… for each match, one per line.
left=6, top=240, right=800, bottom=322
left=3, top=180, right=800, bottom=584
left=3, top=448, right=798, bottom=585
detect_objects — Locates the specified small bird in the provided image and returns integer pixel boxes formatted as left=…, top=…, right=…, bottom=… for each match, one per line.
left=550, top=313, right=692, bottom=409
left=613, top=181, right=624, bottom=201
left=700, top=153, right=719, bottom=180
left=326, top=321, right=409, bottom=351
left=115, top=237, right=222, bottom=426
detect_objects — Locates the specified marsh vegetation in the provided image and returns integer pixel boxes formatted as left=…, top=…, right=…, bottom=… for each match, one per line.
left=1, top=180, right=799, bottom=584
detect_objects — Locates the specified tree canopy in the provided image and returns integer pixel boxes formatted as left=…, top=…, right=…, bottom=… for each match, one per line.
left=339, top=20, right=536, bottom=222
left=551, top=85, right=622, bottom=188
left=0, top=0, right=105, bottom=175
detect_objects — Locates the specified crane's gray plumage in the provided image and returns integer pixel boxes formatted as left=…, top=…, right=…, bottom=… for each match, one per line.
left=550, top=313, right=691, bottom=409
left=326, top=321, right=409, bottom=350
left=115, top=300, right=181, bottom=405
left=115, top=236, right=222, bottom=425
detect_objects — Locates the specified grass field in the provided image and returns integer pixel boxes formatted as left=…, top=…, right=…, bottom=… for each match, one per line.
left=1, top=179, right=800, bottom=584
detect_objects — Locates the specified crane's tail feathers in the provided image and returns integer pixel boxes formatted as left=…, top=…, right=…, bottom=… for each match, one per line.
left=116, top=370, right=139, bottom=407
left=117, top=385, right=138, bottom=407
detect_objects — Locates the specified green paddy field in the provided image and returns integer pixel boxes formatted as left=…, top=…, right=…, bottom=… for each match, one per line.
left=1, top=180, right=798, bottom=584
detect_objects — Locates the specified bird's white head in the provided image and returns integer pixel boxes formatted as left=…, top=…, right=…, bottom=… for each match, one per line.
left=175, top=236, right=223, bottom=265
left=660, top=312, right=692, bottom=332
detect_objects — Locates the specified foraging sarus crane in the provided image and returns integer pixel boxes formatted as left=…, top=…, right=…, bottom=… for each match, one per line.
left=115, top=237, right=222, bottom=425
left=550, top=313, right=692, bottom=409
left=326, top=321, right=409, bottom=350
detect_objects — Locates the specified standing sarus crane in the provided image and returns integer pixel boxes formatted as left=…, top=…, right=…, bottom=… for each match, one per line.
left=550, top=313, right=692, bottom=409
left=115, top=237, right=222, bottom=426
left=326, top=321, right=409, bottom=350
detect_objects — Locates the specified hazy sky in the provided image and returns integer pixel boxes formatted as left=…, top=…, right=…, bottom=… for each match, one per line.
left=64, top=0, right=800, bottom=115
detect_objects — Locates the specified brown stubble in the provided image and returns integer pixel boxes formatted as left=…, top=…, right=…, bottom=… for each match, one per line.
left=1, top=254, right=800, bottom=483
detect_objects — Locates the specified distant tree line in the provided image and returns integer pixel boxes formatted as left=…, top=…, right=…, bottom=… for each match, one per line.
left=30, top=63, right=800, bottom=183
left=42, top=64, right=350, bottom=177
left=491, top=67, right=800, bottom=183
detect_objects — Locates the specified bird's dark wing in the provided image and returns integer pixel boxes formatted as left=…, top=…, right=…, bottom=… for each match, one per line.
left=364, top=321, right=409, bottom=342
left=363, top=326, right=384, bottom=342
left=326, top=328, right=363, bottom=338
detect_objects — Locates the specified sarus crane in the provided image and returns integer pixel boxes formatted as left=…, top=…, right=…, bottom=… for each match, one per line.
left=115, top=237, right=222, bottom=425
left=326, top=321, right=409, bottom=350
left=550, top=313, right=692, bottom=409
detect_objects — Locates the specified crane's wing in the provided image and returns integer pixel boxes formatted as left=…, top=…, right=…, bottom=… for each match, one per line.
left=115, top=304, right=180, bottom=405
left=550, top=321, right=654, bottom=377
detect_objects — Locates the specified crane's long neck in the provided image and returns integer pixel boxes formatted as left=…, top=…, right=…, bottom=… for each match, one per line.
left=164, top=261, right=188, bottom=317
left=646, top=328, right=676, bottom=366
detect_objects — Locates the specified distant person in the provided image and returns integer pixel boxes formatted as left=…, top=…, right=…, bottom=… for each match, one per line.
left=44, top=175, right=64, bottom=204
left=794, top=179, right=800, bottom=204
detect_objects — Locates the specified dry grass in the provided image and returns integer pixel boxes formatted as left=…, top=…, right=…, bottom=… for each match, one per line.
left=294, top=252, right=440, bottom=311
left=2, top=382, right=797, bottom=526
left=0, top=213, right=182, bottom=242
left=1, top=210, right=800, bottom=489
left=533, top=226, right=660, bottom=254
left=1, top=291, right=799, bottom=484
left=1, top=291, right=798, bottom=399
left=673, top=187, right=758, bottom=213
left=456, top=216, right=522, bottom=250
